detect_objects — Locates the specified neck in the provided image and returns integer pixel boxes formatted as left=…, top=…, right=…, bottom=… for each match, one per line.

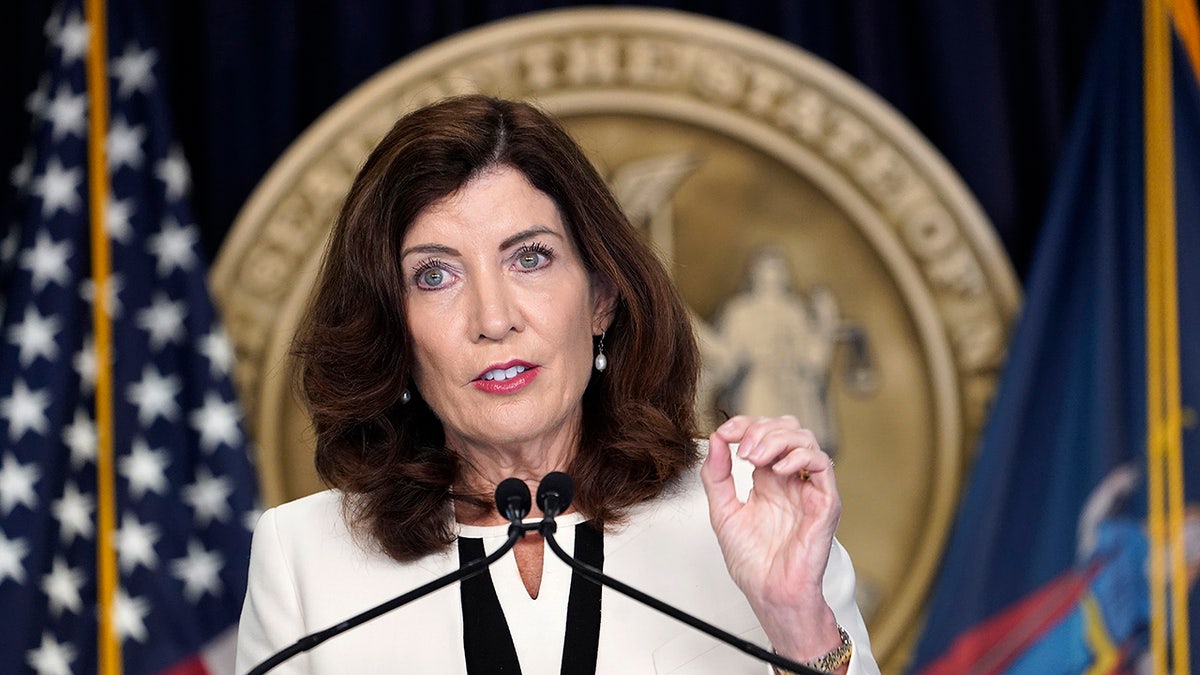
left=449, top=419, right=580, bottom=526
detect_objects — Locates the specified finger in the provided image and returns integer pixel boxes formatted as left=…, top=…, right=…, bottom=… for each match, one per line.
left=701, top=428, right=740, bottom=529
left=740, top=426, right=818, bottom=467
left=734, top=416, right=805, bottom=461
left=708, top=415, right=758, bottom=457
left=771, top=443, right=834, bottom=477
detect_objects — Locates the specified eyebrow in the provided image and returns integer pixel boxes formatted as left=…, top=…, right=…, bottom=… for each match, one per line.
left=400, top=243, right=459, bottom=260
left=499, top=226, right=562, bottom=250
left=401, top=225, right=563, bottom=260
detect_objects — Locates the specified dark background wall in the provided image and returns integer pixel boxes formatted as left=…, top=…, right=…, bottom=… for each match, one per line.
left=2, top=1, right=1104, bottom=279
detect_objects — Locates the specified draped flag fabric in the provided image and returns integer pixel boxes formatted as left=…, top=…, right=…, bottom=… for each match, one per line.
left=911, top=0, right=1200, bottom=672
left=0, top=1, right=258, bottom=673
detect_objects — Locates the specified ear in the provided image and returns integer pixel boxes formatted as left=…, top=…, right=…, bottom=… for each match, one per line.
left=590, top=275, right=618, bottom=334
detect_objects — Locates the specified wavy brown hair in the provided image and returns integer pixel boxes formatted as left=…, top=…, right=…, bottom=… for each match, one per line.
left=292, top=95, right=700, bottom=561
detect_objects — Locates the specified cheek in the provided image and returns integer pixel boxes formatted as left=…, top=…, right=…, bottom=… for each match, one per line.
left=406, top=309, right=454, bottom=387
left=561, top=307, right=602, bottom=375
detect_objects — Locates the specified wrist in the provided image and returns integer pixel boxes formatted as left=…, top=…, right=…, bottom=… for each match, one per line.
left=757, top=602, right=837, bottom=659
left=772, top=623, right=853, bottom=674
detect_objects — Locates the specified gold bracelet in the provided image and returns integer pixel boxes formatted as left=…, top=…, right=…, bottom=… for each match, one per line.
left=772, top=624, right=853, bottom=674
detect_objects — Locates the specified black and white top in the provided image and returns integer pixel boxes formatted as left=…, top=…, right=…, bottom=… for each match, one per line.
left=235, top=451, right=880, bottom=674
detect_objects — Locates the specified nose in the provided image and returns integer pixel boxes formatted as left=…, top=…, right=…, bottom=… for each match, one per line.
left=469, top=270, right=523, bottom=341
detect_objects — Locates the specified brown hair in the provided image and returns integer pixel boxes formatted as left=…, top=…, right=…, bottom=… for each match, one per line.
left=293, top=95, right=700, bottom=560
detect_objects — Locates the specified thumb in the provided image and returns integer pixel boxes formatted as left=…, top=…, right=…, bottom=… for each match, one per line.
left=701, top=433, right=740, bottom=530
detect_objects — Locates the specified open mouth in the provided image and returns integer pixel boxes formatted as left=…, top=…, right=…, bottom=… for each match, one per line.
left=480, top=364, right=529, bottom=382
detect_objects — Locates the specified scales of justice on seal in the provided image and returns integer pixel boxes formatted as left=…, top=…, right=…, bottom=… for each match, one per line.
left=212, top=9, right=1021, bottom=671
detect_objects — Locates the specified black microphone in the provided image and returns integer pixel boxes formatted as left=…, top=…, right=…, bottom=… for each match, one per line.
left=535, top=472, right=825, bottom=675
left=496, top=477, right=533, bottom=526
left=246, top=480, right=538, bottom=675
left=535, top=470, right=574, bottom=520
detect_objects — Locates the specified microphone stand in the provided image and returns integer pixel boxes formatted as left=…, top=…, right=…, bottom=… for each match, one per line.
left=247, top=478, right=539, bottom=675
left=538, top=496, right=825, bottom=675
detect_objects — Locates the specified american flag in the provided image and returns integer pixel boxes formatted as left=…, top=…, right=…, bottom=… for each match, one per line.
left=0, top=2, right=258, bottom=673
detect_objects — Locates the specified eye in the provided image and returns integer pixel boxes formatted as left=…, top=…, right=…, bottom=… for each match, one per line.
left=412, top=260, right=454, bottom=289
left=513, top=243, right=553, bottom=271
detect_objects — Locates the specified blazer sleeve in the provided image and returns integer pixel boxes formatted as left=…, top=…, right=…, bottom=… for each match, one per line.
left=824, top=538, right=880, bottom=675
left=235, top=507, right=310, bottom=674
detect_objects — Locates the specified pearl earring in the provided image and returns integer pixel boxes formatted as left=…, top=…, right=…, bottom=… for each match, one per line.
left=594, top=332, right=608, bottom=372
left=400, top=388, right=411, bottom=404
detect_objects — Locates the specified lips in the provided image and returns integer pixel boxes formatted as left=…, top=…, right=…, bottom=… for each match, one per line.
left=472, top=360, right=538, bottom=394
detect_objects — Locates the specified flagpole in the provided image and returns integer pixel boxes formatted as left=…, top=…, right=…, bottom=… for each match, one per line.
left=1159, top=0, right=1193, bottom=660
left=83, top=0, right=122, bottom=672
left=1165, top=6, right=1199, bottom=672
left=1144, top=0, right=1191, bottom=672
left=1144, top=0, right=1167, bottom=671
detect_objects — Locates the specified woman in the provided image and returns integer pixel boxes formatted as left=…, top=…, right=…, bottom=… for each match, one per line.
left=236, top=95, right=879, bottom=674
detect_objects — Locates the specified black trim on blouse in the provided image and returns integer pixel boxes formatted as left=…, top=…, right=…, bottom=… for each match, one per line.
left=459, top=523, right=605, bottom=674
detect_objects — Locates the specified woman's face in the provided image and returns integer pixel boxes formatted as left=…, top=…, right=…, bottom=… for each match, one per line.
left=400, top=166, right=614, bottom=457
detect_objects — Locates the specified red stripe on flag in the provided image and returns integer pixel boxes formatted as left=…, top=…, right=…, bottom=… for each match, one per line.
left=919, top=562, right=1103, bottom=675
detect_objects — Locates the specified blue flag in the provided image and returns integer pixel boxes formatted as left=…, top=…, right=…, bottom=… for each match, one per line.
left=910, top=0, right=1200, bottom=672
left=0, top=2, right=258, bottom=673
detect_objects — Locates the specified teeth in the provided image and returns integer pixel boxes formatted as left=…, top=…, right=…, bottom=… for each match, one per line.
left=483, top=365, right=527, bottom=381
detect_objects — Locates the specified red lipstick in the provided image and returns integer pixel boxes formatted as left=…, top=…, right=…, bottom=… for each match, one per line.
left=472, top=360, right=538, bottom=394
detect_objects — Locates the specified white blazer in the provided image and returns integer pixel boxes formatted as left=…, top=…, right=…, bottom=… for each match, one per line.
left=236, top=453, right=880, bottom=674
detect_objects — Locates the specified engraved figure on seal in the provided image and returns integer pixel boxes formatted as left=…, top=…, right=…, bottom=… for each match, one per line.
left=608, top=153, right=876, bottom=449
left=711, top=247, right=842, bottom=452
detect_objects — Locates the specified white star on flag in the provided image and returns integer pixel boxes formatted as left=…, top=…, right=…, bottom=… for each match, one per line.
left=147, top=217, right=198, bottom=276
left=0, top=531, right=30, bottom=584
left=62, top=408, right=97, bottom=469
left=110, top=43, right=157, bottom=98
left=10, top=147, right=36, bottom=194
left=41, top=558, right=85, bottom=617
left=107, top=115, right=146, bottom=171
left=106, top=196, right=135, bottom=244
left=119, top=438, right=169, bottom=499
left=117, top=513, right=160, bottom=573
left=31, top=158, right=83, bottom=218
left=18, top=231, right=73, bottom=292
left=171, top=540, right=224, bottom=602
left=73, top=337, right=97, bottom=392
left=136, top=292, right=187, bottom=350
left=126, top=365, right=182, bottom=425
left=0, top=380, right=51, bottom=441
left=113, top=590, right=152, bottom=643
left=0, top=454, right=41, bottom=516
left=155, top=146, right=191, bottom=199
left=50, top=482, right=94, bottom=544
left=183, top=468, right=234, bottom=525
left=7, top=307, right=61, bottom=367
left=189, top=391, right=243, bottom=453
left=24, top=76, right=51, bottom=122
left=25, top=632, right=75, bottom=675
left=44, top=84, right=86, bottom=141
left=199, top=330, right=235, bottom=377
left=50, top=9, right=89, bottom=63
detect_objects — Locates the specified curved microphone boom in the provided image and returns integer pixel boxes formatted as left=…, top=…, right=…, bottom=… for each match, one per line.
left=535, top=472, right=825, bottom=675
left=247, top=480, right=537, bottom=674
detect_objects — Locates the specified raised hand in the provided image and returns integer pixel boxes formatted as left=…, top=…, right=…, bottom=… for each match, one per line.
left=700, top=415, right=846, bottom=665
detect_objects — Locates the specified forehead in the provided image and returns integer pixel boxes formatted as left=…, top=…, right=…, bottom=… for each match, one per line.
left=404, top=166, right=566, bottom=244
